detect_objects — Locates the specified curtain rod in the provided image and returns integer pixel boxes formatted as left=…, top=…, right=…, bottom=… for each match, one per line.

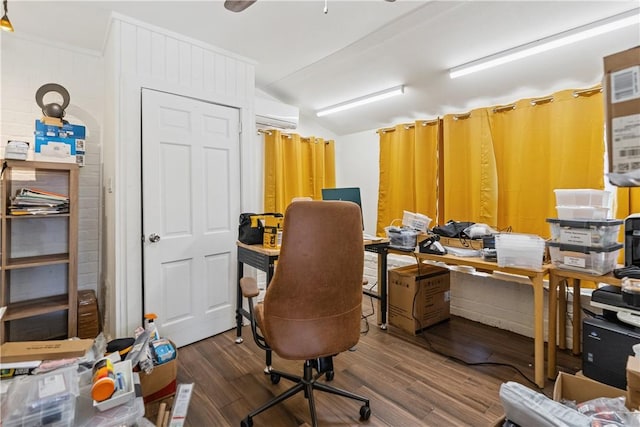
left=377, top=119, right=439, bottom=133
left=573, top=87, right=602, bottom=98
left=258, top=129, right=332, bottom=144
left=453, top=113, right=470, bottom=120
left=530, top=96, right=554, bottom=106
left=493, top=104, right=516, bottom=113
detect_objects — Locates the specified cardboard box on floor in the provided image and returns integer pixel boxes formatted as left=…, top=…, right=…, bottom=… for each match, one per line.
left=604, top=46, right=640, bottom=185
left=626, top=355, right=640, bottom=409
left=139, top=341, right=178, bottom=404
left=553, top=371, right=626, bottom=404
left=387, top=263, right=450, bottom=335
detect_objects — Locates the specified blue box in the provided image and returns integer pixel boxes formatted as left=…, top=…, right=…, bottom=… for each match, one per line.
left=34, top=120, right=85, bottom=140
left=34, top=120, right=85, bottom=163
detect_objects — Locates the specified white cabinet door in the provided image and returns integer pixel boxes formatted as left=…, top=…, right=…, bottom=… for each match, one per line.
left=142, top=89, right=240, bottom=347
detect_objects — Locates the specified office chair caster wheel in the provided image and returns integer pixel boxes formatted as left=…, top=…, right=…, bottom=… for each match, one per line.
left=241, top=417, right=253, bottom=427
left=325, top=370, right=334, bottom=381
left=360, top=405, right=371, bottom=420
left=270, top=372, right=281, bottom=384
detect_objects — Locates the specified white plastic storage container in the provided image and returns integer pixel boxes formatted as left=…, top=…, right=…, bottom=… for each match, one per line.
left=494, top=233, right=546, bottom=270
left=554, top=189, right=611, bottom=207
left=546, top=218, right=622, bottom=248
left=547, top=242, right=622, bottom=275
left=556, top=206, right=609, bottom=220
left=2, top=365, right=79, bottom=427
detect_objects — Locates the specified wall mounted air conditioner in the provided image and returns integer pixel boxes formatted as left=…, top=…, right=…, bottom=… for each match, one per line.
left=255, top=97, right=299, bottom=130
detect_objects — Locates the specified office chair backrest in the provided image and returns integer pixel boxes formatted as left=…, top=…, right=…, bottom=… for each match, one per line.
left=261, top=200, right=364, bottom=360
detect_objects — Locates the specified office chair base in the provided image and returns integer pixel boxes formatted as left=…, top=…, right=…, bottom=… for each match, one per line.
left=241, top=360, right=371, bottom=427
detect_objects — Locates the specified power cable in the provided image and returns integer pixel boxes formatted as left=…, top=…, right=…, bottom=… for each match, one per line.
left=407, top=253, right=546, bottom=395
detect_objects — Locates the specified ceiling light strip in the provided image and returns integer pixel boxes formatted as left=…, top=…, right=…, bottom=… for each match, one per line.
left=449, top=8, right=639, bottom=79
left=316, top=85, right=404, bottom=117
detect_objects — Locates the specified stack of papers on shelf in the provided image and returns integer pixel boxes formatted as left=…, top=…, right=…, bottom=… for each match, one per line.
left=9, top=187, right=69, bottom=215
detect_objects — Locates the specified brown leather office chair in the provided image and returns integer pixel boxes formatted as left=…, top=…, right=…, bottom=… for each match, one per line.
left=239, top=200, right=370, bottom=427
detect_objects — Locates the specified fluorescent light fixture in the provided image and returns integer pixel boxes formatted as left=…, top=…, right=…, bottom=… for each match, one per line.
left=316, top=85, right=404, bottom=117
left=449, top=8, right=639, bottom=79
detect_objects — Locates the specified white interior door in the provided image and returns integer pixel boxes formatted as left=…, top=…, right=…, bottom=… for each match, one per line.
left=141, top=89, right=240, bottom=347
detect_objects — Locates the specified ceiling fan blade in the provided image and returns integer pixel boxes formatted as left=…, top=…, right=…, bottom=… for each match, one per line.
left=224, top=0, right=257, bottom=13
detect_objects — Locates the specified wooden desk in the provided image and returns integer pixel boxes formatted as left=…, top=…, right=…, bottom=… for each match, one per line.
left=547, top=267, right=621, bottom=379
left=414, top=252, right=550, bottom=388
left=235, top=240, right=391, bottom=344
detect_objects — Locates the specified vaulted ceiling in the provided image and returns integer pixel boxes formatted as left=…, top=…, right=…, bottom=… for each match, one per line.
left=8, top=0, right=640, bottom=135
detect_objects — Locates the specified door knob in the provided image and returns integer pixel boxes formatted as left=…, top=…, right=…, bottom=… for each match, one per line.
left=149, top=233, right=161, bottom=243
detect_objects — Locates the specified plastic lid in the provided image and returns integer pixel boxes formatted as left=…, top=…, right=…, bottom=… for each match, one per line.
left=546, top=241, right=623, bottom=253
left=92, top=376, right=115, bottom=402
left=144, top=313, right=158, bottom=321
left=546, top=218, right=623, bottom=227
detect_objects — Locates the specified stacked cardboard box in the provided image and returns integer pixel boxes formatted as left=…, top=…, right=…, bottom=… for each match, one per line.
left=77, top=289, right=100, bottom=339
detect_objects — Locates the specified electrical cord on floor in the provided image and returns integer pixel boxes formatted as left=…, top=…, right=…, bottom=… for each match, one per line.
left=360, top=280, right=378, bottom=336
left=407, top=254, right=544, bottom=394
left=417, top=331, right=544, bottom=393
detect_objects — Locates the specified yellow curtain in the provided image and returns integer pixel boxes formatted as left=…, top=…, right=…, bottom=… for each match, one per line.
left=442, top=109, right=498, bottom=226
left=616, top=189, right=640, bottom=219
left=489, top=88, right=604, bottom=236
left=376, top=121, right=439, bottom=235
left=263, top=130, right=336, bottom=213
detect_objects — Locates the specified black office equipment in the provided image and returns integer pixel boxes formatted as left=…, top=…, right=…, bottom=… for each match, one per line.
left=321, top=187, right=363, bottom=228
left=419, top=234, right=447, bottom=255
left=583, top=316, right=640, bottom=389
left=625, top=214, right=640, bottom=268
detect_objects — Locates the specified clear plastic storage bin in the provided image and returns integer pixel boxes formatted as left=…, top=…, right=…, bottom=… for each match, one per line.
left=2, top=365, right=79, bottom=427
left=385, top=226, right=419, bottom=250
left=495, top=233, right=546, bottom=270
left=547, top=242, right=622, bottom=275
left=546, top=218, right=622, bottom=248
left=556, top=206, right=609, bottom=220
left=554, top=189, right=611, bottom=207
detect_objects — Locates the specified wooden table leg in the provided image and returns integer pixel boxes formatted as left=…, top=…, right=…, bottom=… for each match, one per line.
left=572, top=278, right=581, bottom=355
left=558, top=278, right=567, bottom=350
left=548, top=272, right=558, bottom=380
left=532, top=273, right=545, bottom=388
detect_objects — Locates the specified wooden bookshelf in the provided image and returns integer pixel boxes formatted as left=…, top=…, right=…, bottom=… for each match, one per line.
left=0, top=160, right=78, bottom=343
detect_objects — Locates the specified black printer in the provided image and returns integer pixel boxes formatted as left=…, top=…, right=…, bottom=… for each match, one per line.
left=584, top=285, right=640, bottom=389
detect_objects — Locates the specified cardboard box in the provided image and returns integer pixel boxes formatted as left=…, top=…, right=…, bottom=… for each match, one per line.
left=139, top=348, right=178, bottom=404
left=438, top=236, right=484, bottom=250
left=34, top=119, right=85, bottom=164
left=0, top=338, right=94, bottom=363
left=604, top=47, right=640, bottom=185
left=387, top=264, right=450, bottom=335
left=627, top=356, right=640, bottom=409
left=553, top=371, right=625, bottom=404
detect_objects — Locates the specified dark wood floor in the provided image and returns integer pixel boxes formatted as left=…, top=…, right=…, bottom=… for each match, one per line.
left=167, top=313, right=581, bottom=427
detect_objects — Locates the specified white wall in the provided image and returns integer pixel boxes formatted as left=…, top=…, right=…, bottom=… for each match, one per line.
left=103, top=13, right=257, bottom=338
left=334, top=129, right=379, bottom=235
left=0, top=33, right=103, bottom=339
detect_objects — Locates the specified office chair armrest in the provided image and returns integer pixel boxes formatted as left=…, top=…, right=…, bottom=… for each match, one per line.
left=240, top=277, right=260, bottom=298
